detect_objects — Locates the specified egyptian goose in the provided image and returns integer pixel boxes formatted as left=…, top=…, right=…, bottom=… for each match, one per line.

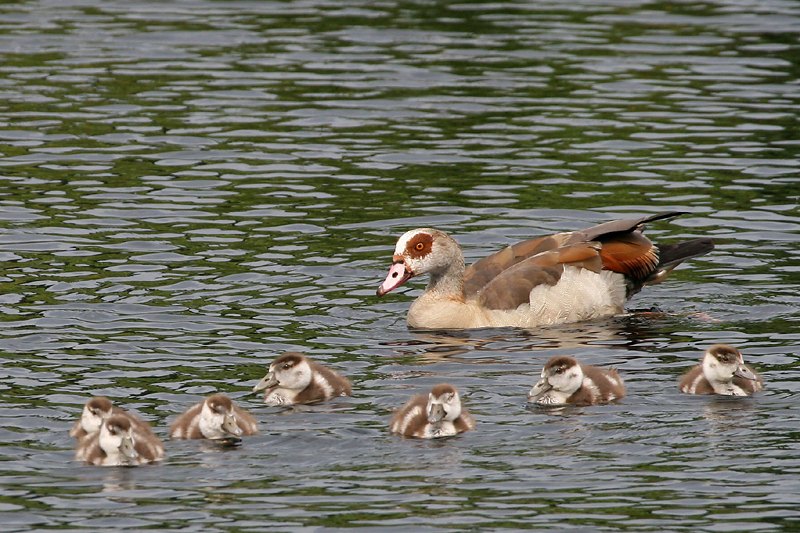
left=253, top=352, right=352, bottom=406
left=528, top=356, right=625, bottom=406
left=390, top=383, right=475, bottom=439
left=376, top=212, right=714, bottom=329
left=170, top=393, right=258, bottom=440
left=78, top=414, right=164, bottom=466
left=679, top=344, right=763, bottom=396
left=70, top=396, right=162, bottom=461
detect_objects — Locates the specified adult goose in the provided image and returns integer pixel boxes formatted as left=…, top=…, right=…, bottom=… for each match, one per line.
left=376, top=212, right=713, bottom=329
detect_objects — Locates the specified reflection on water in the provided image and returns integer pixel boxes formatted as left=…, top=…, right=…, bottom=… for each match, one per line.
left=0, top=0, right=799, bottom=530
left=99, top=468, right=138, bottom=495
left=700, top=395, right=758, bottom=430
left=396, top=312, right=707, bottom=363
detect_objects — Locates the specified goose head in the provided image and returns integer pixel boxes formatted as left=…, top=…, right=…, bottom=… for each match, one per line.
left=377, top=228, right=464, bottom=296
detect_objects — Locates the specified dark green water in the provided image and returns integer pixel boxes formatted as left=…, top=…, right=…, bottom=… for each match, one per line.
left=1, top=0, right=798, bottom=530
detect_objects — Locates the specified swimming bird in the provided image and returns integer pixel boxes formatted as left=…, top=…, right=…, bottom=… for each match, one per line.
left=679, top=344, right=763, bottom=396
left=170, top=393, right=258, bottom=440
left=70, top=396, right=161, bottom=461
left=528, top=355, right=625, bottom=406
left=78, top=415, right=164, bottom=466
left=253, top=352, right=352, bottom=406
left=390, top=383, right=475, bottom=439
left=376, top=212, right=713, bottom=329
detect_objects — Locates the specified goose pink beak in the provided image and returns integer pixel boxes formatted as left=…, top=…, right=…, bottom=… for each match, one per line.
left=377, top=262, right=413, bottom=296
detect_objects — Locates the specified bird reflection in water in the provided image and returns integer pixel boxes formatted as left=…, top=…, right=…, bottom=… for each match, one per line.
left=382, top=313, right=679, bottom=363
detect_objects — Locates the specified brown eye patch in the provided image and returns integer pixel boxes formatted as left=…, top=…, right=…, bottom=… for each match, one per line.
left=406, top=233, right=433, bottom=259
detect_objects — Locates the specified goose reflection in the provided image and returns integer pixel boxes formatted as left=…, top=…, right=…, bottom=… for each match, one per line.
left=382, top=313, right=670, bottom=363
left=99, top=467, right=136, bottom=493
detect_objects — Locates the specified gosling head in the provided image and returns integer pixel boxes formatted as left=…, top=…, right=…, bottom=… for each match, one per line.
left=528, top=356, right=584, bottom=401
left=253, top=352, right=313, bottom=394
left=99, top=415, right=138, bottom=464
left=702, top=344, right=758, bottom=384
left=79, top=396, right=115, bottom=435
left=200, top=394, right=242, bottom=439
left=426, top=384, right=462, bottom=424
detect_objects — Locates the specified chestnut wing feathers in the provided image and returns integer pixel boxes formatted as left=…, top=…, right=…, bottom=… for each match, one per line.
left=596, top=232, right=660, bottom=282
left=464, top=212, right=692, bottom=306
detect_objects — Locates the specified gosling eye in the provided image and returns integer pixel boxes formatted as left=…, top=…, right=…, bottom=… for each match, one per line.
left=283, top=363, right=292, bottom=369
left=555, top=367, right=565, bottom=375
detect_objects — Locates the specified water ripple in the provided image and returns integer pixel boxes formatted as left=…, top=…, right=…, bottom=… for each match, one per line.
left=0, top=0, right=798, bottom=531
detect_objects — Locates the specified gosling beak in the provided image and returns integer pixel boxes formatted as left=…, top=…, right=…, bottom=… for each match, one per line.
left=376, top=261, right=413, bottom=296
left=253, top=372, right=278, bottom=393
left=528, top=378, right=552, bottom=400
left=221, top=413, right=242, bottom=437
left=119, top=434, right=138, bottom=461
left=734, top=365, right=757, bottom=381
left=428, top=403, right=446, bottom=424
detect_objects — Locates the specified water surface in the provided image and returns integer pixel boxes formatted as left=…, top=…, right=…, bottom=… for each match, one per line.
left=1, top=0, right=799, bottom=531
